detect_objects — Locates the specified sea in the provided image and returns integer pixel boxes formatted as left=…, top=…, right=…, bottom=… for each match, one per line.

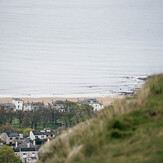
left=0, top=0, right=163, bottom=98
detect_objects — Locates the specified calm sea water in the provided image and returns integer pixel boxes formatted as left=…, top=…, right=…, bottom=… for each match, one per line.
left=0, top=0, right=163, bottom=97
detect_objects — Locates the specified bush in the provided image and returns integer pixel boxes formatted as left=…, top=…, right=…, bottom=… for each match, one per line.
left=36, top=137, right=44, bottom=145
left=111, top=119, right=131, bottom=131
left=110, top=129, right=131, bottom=139
left=112, top=120, right=125, bottom=130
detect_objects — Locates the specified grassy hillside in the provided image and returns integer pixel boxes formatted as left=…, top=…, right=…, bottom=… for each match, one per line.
left=38, top=75, right=163, bottom=163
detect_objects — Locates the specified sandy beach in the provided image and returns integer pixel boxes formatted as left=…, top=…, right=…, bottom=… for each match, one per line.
left=0, top=96, right=118, bottom=106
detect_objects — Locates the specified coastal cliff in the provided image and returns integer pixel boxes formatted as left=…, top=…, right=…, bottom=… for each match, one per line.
left=37, top=74, right=163, bottom=163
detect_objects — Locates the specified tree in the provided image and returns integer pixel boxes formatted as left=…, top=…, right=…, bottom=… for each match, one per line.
left=49, top=105, right=55, bottom=126
left=0, top=145, right=21, bottom=163
left=16, top=110, right=24, bottom=127
left=61, top=103, right=94, bottom=127
left=22, top=112, right=31, bottom=128
left=0, top=108, right=7, bottom=125
left=23, top=128, right=35, bottom=138
left=0, top=124, right=14, bottom=133
left=33, top=110, right=41, bottom=130
left=6, top=109, right=15, bottom=125
left=62, top=112, right=75, bottom=127
left=40, top=107, right=51, bottom=128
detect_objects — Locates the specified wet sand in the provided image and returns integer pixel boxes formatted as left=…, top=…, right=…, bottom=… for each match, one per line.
left=0, top=96, right=119, bottom=106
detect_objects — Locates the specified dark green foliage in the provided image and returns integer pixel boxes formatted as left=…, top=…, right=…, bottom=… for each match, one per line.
left=0, top=145, right=21, bottom=163
left=111, top=120, right=129, bottom=130
left=111, top=129, right=124, bottom=138
left=110, top=129, right=132, bottom=139
left=35, top=137, right=44, bottom=145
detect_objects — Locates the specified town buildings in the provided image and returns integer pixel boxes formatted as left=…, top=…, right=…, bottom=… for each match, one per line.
left=52, top=100, right=66, bottom=112
left=78, top=98, right=104, bottom=111
left=0, top=103, right=15, bottom=110
left=0, top=132, right=22, bottom=145
left=0, top=98, right=104, bottom=112
left=12, top=98, right=23, bottom=111
left=13, top=139, right=39, bottom=163
left=23, top=102, right=44, bottom=111
left=30, top=129, right=54, bottom=141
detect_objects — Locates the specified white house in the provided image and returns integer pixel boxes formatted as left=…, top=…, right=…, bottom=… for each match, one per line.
left=30, top=129, right=54, bottom=141
left=78, top=98, right=104, bottom=111
left=12, top=98, right=23, bottom=111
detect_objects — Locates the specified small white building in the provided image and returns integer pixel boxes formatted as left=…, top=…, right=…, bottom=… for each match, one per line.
left=12, top=98, right=23, bottom=111
left=78, top=98, right=104, bottom=111
left=30, top=129, right=54, bottom=141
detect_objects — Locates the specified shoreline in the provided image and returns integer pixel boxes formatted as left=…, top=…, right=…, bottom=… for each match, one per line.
left=0, top=96, right=119, bottom=106
left=0, top=76, right=147, bottom=106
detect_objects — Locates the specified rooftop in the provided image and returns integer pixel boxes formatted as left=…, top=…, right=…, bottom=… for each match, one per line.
left=32, top=130, right=54, bottom=136
left=0, top=103, right=15, bottom=108
left=52, top=100, right=66, bottom=105
left=12, top=98, right=22, bottom=101
left=78, top=98, right=102, bottom=105
left=13, top=141, right=38, bottom=152
left=6, top=132, right=19, bottom=137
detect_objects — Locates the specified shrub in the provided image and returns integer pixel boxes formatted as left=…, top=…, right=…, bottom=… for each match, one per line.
left=36, top=137, right=44, bottom=145
left=110, top=129, right=131, bottom=139
left=111, top=119, right=131, bottom=131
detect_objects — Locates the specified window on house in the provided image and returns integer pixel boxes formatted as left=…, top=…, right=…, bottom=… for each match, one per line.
left=18, top=105, right=19, bottom=108
left=35, top=136, right=38, bottom=139
left=23, top=153, right=26, bottom=155
left=41, top=135, right=44, bottom=138
left=46, top=135, right=48, bottom=137
left=51, top=135, right=53, bottom=137
left=10, top=138, right=12, bottom=140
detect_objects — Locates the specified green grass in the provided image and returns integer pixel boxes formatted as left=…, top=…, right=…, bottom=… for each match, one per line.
left=38, top=74, right=163, bottom=163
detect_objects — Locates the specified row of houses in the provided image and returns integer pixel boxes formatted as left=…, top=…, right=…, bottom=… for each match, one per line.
left=0, top=129, right=55, bottom=145
left=0, top=98, right=104, bottom=112
left=0, top=98, right=45, bottom=111
left=0, top=129, right=56, bottom=163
